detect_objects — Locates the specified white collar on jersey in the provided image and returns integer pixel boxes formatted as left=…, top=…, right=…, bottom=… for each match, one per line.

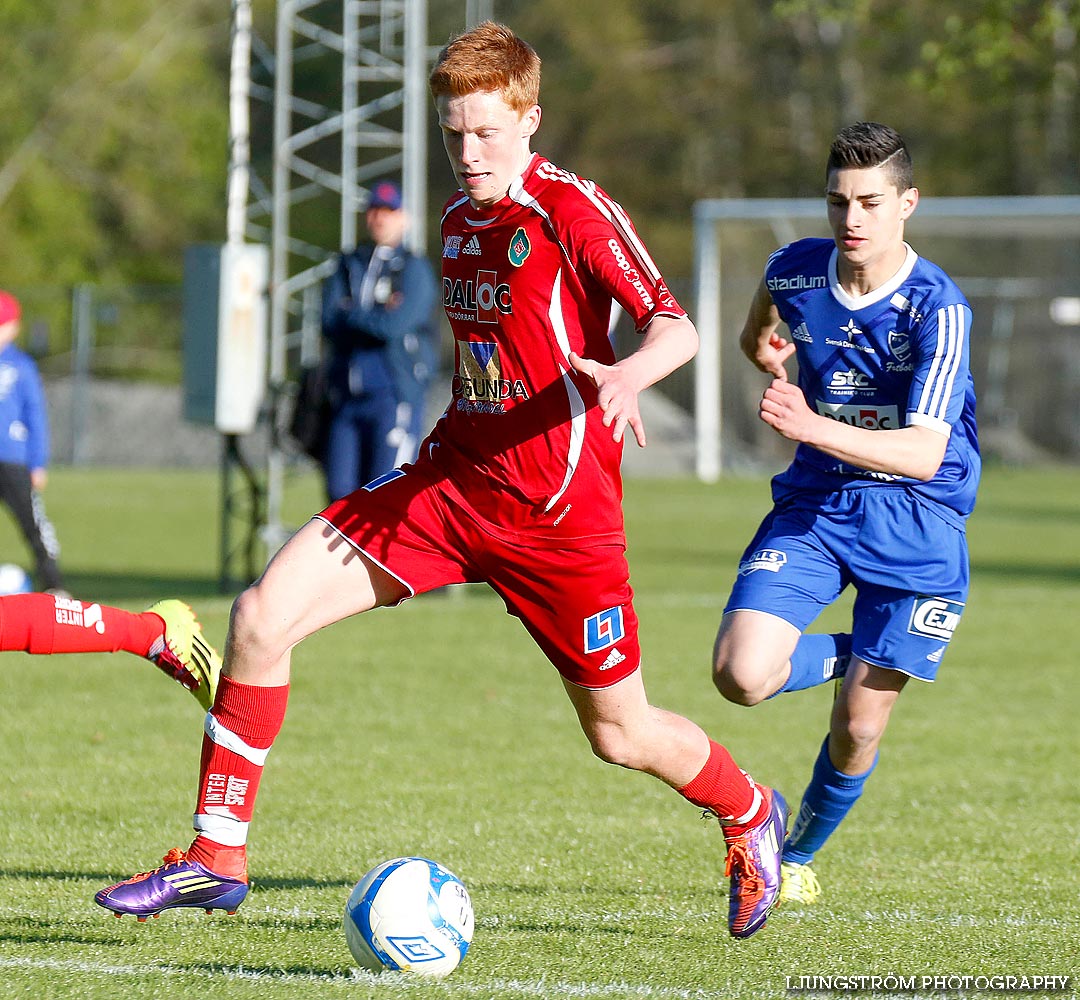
left=462, top=153, right=539, bottom=227
left=828, top=242, right=919, bottom=311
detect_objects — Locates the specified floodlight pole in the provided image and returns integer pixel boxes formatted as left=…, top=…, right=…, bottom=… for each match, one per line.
left=403, top=0, right=428, bottom=254
left=218, top=0, right=265, bottom=591
left=227, top=0, right=253, bottom=249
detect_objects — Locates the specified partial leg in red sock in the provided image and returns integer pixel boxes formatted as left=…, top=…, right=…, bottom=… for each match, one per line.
left=0, top=593, right=222, bottom=709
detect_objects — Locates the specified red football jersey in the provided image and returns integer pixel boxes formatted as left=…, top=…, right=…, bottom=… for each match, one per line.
left=422, top=153, right=686, bottom=545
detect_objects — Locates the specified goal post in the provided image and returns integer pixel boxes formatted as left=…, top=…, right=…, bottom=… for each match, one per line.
left=692, top=195, right=1080, bottom=481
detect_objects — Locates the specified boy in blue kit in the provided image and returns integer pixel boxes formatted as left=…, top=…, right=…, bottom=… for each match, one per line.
left=0, top=290, right=66, bottom=594
left=712, top=122, right=980, bottom=905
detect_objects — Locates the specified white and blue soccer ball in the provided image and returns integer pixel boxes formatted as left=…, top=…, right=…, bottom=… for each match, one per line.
left=343, top=856, right=474, bottom=978
left=0, top=563, right=32, bottom=595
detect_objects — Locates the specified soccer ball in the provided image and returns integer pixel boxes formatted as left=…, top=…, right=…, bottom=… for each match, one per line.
left=343, top=856, right=474, bottom=977
left=0, top=563, right=32, bottom=595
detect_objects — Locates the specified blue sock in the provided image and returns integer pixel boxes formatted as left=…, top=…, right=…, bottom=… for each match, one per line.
left=774, top=632, right=852, bottom=695
left=782, top=736, right=877, bottom=865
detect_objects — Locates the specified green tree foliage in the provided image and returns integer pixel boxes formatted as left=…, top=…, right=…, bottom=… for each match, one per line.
left=504, top=0, right=1080, bottom=270
left=766, top=0, right=1080, bottom=195
left=0, top=0, right=231, bottom=287
left=1, top=1, right=1078, bottom=290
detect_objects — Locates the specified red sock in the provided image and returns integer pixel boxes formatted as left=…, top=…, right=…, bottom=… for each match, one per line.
left=0, top=593, right=162, bottom=656
left=188, top=676, right=290, bottom=878
left=677, top=740, right=768, bottom=834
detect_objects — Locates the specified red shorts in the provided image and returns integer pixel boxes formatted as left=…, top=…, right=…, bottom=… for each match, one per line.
left=318, top=468, right=640, bottom=689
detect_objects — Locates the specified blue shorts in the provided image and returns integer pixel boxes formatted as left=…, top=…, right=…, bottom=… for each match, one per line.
left=724, top=487, right=969, bottom=681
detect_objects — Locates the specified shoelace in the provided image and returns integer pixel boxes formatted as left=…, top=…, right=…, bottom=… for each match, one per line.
left=724, top=841, right=764, bottom=891
left=783, top=864, right=820, bottom=899
left=152, top=644, right=199, bottom=692
left=157, top=847, right=187, bottom=868
left=112, top=848, right=187, bottom=887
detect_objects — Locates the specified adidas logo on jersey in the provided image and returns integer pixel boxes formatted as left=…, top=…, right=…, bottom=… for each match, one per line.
left=462, top=235, right=482, bottom=255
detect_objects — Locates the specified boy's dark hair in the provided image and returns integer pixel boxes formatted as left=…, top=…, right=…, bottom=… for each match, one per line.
left=827, top=122, right=914, bottom=192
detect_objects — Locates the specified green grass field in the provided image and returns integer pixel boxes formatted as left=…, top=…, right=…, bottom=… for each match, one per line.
left=0, top=465, right=1077, bottom=999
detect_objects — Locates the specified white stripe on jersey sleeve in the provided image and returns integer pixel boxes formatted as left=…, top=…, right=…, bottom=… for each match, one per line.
left=936, top=304, right=965, bottom=419
left=916, top=303, right=966, bottom=424
left=765, top=244, right=792, bottom=272
left=918, top=309, right=948, bottom=418
left=513, top=166, right=664, bottom=284
left=570, top=175, right=663, bottom=282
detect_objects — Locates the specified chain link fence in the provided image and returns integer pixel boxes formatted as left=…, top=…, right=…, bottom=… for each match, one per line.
left=17, top=283, right=224, bottom=467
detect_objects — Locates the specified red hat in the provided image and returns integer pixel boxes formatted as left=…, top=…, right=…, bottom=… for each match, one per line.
left=0, top=291, right=21, bottom=325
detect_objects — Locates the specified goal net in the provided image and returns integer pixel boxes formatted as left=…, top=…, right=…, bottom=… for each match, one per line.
left=691, top=196, right=1080, bottom=481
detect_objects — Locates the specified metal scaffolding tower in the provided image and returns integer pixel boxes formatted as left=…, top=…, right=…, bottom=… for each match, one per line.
left=223, top=0, right=475, bottom=586
left=262, top=0, right=431, bottom=558
left=221, top=0, right=495, bottom=585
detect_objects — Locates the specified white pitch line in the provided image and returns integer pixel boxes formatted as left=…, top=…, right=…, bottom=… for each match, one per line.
left=0, top=956, right=731, bottom=998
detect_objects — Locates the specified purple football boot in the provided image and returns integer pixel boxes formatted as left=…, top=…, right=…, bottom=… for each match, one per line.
left=95, top=848, right=248, bottom=921
left=723, top=786, right=788, bottom=938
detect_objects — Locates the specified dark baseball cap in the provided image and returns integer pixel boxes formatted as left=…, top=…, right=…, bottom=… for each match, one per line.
left=368, top=180, right=402, bottom=210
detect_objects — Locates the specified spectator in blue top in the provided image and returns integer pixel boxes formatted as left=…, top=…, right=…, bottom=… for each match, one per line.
left=319, top=180, right=439, bottom=501
left=0, top=290, right=66, bottom=594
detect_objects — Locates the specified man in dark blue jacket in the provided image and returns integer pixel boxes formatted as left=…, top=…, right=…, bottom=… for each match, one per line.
left=0, top=290, right=66, bottom=594
left=319, top=180, right=439, bottom=501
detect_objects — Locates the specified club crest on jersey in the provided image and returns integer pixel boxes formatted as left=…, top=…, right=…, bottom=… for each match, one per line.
left=907, top=596, right=964, bottom=642
left=888, top=329, right=911, bottom=362
left=508, top=227, right=530, bottom=266
left=584, top=607, right=625, bottom=654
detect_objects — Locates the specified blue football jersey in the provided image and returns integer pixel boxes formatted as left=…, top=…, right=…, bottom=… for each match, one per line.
left=764, top=237, right=980, bottom=523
